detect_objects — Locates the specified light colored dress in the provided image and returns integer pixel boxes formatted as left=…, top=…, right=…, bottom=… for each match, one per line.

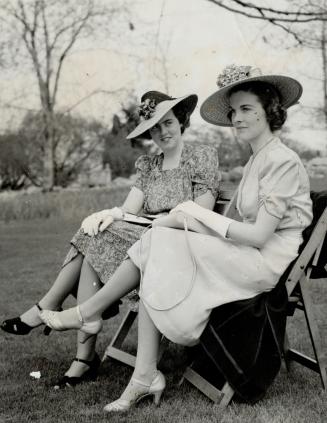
left=62, top=144, right=220, bottom=284
left=127, top=137, right=313, bottom=346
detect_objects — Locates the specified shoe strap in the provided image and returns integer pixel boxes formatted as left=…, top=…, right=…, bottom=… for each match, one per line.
left=74, top=357, right=94, bottom=366
left=36, top=303, right=63, bottom=312
left=130, top=377, right=152, bottom=388
left=132, top=370, right=160, bottom=387
left=35, top=303, right=42, bottom=312
left=76, top=305, right=83, bottom=323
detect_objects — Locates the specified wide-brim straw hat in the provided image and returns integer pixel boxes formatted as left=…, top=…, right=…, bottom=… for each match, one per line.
left=200, top=65, right=303, bottom=127
left=126, top=91, right=198, bottom=139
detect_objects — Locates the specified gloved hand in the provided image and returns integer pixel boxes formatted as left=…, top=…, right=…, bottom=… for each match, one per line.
left=81, top=207, right=124, bottom=236
left=171, top=201, right=232, bottom=238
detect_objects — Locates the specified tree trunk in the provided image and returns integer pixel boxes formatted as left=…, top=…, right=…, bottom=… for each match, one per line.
left=42, top=110, right=55, bottom=190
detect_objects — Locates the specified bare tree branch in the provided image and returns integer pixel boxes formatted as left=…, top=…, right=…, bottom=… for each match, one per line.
left=206, top=0, right=327, bottom=23
left=207, top=0, right=327, bottom=126
left=63, top=88, right=128, bottom=114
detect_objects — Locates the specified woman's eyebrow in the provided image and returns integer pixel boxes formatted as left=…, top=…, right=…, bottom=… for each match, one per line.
left=160, top=118, right=173, bottom=124
left=229, top=103, right=254, bottom=110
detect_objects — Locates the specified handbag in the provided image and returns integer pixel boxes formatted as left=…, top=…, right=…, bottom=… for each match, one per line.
left=139, top=218, right=198, bottom=311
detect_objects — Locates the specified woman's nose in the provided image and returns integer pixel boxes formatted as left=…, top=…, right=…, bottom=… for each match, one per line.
left=159, top=125, right=168, bottom=135
left=233, top=111, right=242, bottom=123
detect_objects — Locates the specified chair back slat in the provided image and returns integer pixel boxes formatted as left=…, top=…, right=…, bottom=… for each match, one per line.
left=215, top=188, right=239, bottom=219
left=312, top=238, right=324, bottom=267
left=286, top=207, right=327, bottom=295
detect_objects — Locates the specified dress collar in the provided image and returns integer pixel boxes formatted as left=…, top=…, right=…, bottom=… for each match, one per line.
left=156, top=143, right=190, bottom=170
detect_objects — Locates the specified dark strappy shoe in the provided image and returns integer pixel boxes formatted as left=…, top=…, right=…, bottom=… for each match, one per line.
left=1, top=304, right=53, bottom=336
left=53, top=354, right=101, bottom=389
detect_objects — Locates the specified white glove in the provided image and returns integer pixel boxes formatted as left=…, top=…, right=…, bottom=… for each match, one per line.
left=81, top=207, right=124, bottom=236
left=171, top=201, right=233, bottom=238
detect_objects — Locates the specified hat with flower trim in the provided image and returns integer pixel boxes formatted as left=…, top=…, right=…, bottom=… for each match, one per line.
left=200, top=64, right=303, bottom=127
left=126, top=91, right=198, bottom=139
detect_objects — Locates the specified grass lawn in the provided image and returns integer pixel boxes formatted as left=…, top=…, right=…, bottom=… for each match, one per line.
left=0, top=177, right=326, bottom=423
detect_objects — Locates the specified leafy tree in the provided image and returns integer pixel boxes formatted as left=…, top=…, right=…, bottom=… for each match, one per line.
left=0, top=0, right=128, bottom=189
left=0, top=133, right=28, bottom=189
left=0, top=112, right=109, bottom=189
left=18, top=111, right=108, bottom=187
left=103, top=103, right=149, bottom=179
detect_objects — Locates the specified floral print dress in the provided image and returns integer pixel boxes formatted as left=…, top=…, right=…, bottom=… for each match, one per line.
left=62, top=144, right=220, bottom=284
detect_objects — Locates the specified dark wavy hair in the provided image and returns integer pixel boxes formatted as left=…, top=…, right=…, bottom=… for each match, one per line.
left=172, top=101, right=191, bottom=134
left=228, top=81, right=287, bottom=131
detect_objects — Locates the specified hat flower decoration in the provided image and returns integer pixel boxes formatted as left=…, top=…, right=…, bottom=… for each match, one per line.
left=217, top=64, right=254, bottom=88
left=138, top=98, right=157, bottom=120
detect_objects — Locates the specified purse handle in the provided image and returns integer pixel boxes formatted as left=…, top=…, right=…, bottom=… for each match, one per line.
left=138, top=216, right=198, bottom=311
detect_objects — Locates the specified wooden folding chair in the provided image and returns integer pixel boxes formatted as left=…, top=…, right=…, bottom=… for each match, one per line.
left=103, top=187, right=238, bottom=367
left=181, top=202, right=327, bottom=405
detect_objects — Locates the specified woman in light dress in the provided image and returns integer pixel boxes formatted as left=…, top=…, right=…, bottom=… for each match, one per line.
left=40, top=65, right=312, bottom=412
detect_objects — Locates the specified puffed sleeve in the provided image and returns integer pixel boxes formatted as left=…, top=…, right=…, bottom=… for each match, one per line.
left=133, top=155, right=151, bottom=192
left=190, top=145, right=220, bottom=199
left=258, top=152, right=300, bottom=219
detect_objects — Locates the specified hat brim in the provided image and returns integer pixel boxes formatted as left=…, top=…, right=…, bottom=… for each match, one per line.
left=126, top=94, right=198, bottom=139
left=200, top=75, right=303, bottom=127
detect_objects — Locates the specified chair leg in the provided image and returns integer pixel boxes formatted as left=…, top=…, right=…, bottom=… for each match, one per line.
left=283, top=332, right=292, bottom=372
left=103, top=309, right=138, bottom=367
left=286, top=275, right=326, bottom=389
left=181, top=366, right=234, bottom=405
left=103, top=310, right=170, bottom=369
left=299, top=277, right=327, bottom=389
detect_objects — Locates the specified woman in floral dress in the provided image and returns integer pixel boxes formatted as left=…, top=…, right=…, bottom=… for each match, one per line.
left=1, top=90, right=219, bottom=388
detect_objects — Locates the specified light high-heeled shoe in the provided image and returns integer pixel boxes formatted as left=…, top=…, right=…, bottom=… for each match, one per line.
left=103, top=371, right=166, bottom=413
left=39, top=306, right=102, bottom=338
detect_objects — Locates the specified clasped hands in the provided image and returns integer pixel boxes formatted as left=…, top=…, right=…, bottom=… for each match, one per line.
left=81, top=207, right=124, bottom=236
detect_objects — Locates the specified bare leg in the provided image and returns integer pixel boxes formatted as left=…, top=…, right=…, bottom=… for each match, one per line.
left=133, top=300, right=161, bottom=383
left=104, top=300, right=164, bottom=412
left=39, top=254, right=83, bottom=310
left=65, top=258, right=100, bottom=378
left=80, top=259, right=140, bottom=321
left=20, top=254, right=83, bottom=327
